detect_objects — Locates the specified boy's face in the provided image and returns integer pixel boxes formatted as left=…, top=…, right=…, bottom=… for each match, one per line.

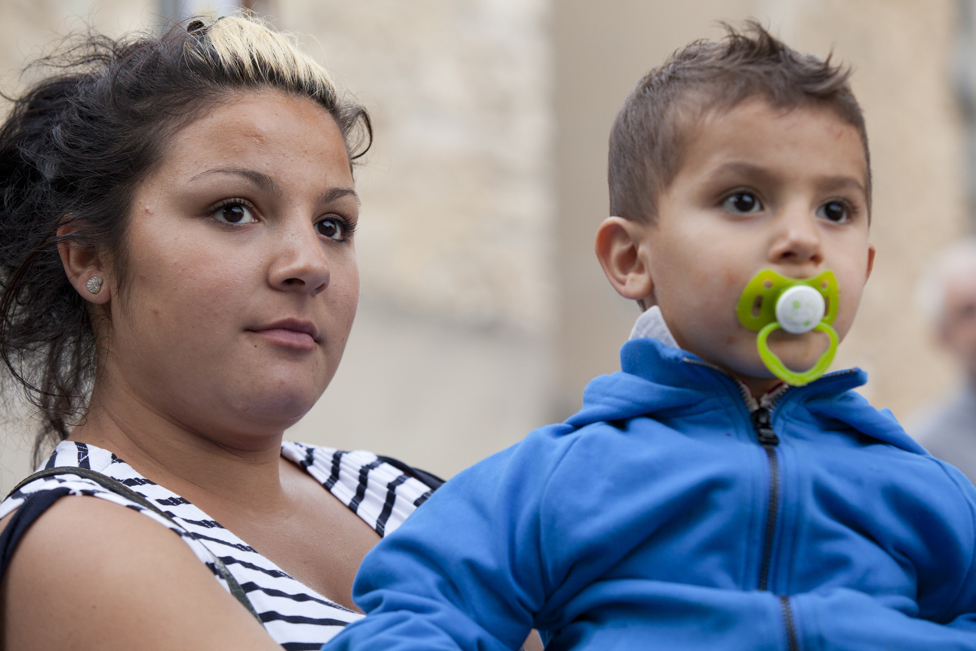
left=643, top=99, right=874, bottom=395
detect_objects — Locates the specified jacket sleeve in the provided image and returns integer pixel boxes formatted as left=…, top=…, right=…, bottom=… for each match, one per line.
left=789, top=461, right=976, bottom=651
left=320, top=431, right=569, bottom=651
left=788, top=588, right=976, bottom=650
left=319, top=425, right=803, bottom=651
left=320, top=426, right=976, bottom=650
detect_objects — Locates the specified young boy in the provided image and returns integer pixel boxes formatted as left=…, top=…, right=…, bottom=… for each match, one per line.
left=324, top=24, right=976, bottom=650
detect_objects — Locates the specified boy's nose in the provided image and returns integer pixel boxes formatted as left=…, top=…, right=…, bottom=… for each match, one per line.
left=769, top=208, right=823, bottom=266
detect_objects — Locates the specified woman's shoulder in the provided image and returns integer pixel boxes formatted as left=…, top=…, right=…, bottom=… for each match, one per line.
left=281, top=441, right=443, bottom=537
left=0, top=441, right=226, bottom=573
left=2, top=442, right=195, bottom=533
left=0, top=442, right=279, bottom=651
left=2, top=441, right=159, bottom=518
left=1, top=488, right=279, bottom=650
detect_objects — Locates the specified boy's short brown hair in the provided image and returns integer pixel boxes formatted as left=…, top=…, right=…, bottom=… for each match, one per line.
left=609, top=21, right=870, bottom=223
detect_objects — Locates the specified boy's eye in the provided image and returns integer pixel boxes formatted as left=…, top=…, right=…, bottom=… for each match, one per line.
left=316, top=217, right=345, bottom=241
left=817, top=201, right=849, bottom=223
left=213, top=203, right=256, bottom=225
left=722, top=192, right=763, bottom=214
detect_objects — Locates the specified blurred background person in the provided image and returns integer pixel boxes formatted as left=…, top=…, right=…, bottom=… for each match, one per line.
left=2, top=0, right=974, bottom=490
left=911, top=239, right=976, bottom=484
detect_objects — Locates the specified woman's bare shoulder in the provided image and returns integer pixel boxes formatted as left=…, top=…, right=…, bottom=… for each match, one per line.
left=0, top=495, right=281, bottom=651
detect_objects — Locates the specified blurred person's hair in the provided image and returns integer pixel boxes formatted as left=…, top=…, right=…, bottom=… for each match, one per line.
left=608, top=20, right=869, bottom=223
left=915, top=238, right=976, bottom=328
left=0, top=12, right=372, bottom=463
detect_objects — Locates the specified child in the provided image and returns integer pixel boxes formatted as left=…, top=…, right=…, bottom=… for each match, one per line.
left=323, top=23, right=976, bottom=650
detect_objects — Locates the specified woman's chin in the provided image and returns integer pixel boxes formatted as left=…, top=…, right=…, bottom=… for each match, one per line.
left=222, top=390, right=322, bottom=434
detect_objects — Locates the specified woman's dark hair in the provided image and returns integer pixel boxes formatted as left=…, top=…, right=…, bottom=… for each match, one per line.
left=0, top=13, right=372, bottom=463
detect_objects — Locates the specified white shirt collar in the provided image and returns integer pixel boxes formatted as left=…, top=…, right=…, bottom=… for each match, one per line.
left=629, top=305, right=679, bottom=349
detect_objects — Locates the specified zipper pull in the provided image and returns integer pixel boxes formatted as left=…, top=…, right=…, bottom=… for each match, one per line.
left=751, top=407, right=780, bottom=446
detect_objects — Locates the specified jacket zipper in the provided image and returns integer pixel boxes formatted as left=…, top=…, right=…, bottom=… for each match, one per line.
left=779, top=595, right=800, bottom=651
left=752, top=406, right=800, bottom=651
left=750, top=405, right=780, bottom=592
left=682, top=358, right=858, bottom=651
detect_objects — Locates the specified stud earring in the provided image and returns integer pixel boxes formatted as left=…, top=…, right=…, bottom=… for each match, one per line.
left=86, top=276, right=103, bottom=294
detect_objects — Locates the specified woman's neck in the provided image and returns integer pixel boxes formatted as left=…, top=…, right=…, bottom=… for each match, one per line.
left=69, top=384, right=292, bottom=517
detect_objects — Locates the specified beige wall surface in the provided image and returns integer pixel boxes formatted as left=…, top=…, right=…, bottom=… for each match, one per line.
left=552, top=0, right=757, bottom=419
left=275, top=0, right=556, bottom=479
left=0, top=0, right=556, bottom=489
left=762, top=0, right=966, bottom=418
left=0, top=0, right=169, bottom=493
left=0, top=0, right=969, bottom=492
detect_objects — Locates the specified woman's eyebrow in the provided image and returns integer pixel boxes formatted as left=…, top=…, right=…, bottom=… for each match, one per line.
left=319, top=187, right=360, bottom=205
left=188, top=168, right=359, bottom=205
left=188, top=168, right=282, bottom=196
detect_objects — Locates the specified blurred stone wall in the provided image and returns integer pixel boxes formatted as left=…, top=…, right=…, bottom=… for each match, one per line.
left=278, top=1, right=555, bottom=478
left=0, top=0, right=968, bottom=492
left=0, top=0, right=556, bottom=489
left=0, top=0, right=158, bottom=493
left=777, top=0, right=966, bottom=418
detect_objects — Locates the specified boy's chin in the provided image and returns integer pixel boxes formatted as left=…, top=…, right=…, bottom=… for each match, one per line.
left=719, top=334, right=834, bottom=395
left=721, top=363, right=785, bottom=397
left=766, top=328, right=833, bottom=363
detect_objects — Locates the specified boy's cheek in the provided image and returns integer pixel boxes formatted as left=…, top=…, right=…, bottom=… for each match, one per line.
left=688, top=325, right=769, bottom=377
left=832, top=278, right=868, bottom=342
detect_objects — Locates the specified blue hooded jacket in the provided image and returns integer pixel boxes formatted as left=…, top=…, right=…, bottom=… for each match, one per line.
left=323, top=339, right=976, bottom=650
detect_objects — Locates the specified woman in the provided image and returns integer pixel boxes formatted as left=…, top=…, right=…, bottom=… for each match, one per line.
left=0, top=14, right=440, bottom=649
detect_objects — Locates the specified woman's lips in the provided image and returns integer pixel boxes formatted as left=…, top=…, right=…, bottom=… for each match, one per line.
left=248, top=319, right=319, bottom=350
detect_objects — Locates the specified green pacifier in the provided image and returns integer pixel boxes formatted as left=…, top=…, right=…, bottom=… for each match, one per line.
left=735, top=269, right=840, bottom=386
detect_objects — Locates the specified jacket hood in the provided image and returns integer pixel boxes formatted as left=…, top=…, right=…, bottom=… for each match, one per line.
left=564, top=338, right=928, bottom=456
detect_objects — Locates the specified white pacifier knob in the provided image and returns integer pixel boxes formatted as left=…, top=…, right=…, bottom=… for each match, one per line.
left=775, top=285, right=826, bottom=334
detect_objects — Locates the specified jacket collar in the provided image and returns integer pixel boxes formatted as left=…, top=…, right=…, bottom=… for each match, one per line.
left=567, top=332, right=927, bottom=456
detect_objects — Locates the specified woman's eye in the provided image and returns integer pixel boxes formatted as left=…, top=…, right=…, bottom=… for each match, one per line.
left=213, top=203, right=256, bottom=225
left=316, top=218, right=345, bottom=241
left=817, top=201, right=850, bottom=223
left=722, top=192, right=763, bottom=214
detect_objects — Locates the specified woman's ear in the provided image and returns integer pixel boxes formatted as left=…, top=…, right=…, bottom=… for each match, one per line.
left=594, top=216, right=654, bottom=304
left=57, top=223, right=111, bottom=305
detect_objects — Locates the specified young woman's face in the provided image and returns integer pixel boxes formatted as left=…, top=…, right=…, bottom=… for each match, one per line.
left=101, top=90, right=360, bottom=445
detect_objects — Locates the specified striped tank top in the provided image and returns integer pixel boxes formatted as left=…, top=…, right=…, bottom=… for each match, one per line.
left=0, top=440, right=440, bottom=650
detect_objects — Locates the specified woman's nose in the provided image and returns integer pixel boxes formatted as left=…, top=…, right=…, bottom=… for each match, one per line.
left=268, top=221, right=331, bottom=296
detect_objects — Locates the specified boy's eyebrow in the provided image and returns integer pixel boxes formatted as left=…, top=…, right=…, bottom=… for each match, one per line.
left=813, top=175, right=867, bottom=197
left=708, top=162, right=779, bottom=187
left=708, top=162, right=867, bottom=196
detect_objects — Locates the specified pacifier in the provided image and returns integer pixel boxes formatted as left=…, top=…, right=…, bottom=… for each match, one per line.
left=735, top=269, right=840, bottom=386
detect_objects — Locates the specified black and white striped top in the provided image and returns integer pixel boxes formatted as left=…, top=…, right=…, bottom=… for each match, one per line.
left=0, top=440, right=440, bottom=650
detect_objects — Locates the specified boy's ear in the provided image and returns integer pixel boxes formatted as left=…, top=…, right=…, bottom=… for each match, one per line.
left=57, top=223, right=112, bottom=305
left=594, top=216, right=655, bottom=304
